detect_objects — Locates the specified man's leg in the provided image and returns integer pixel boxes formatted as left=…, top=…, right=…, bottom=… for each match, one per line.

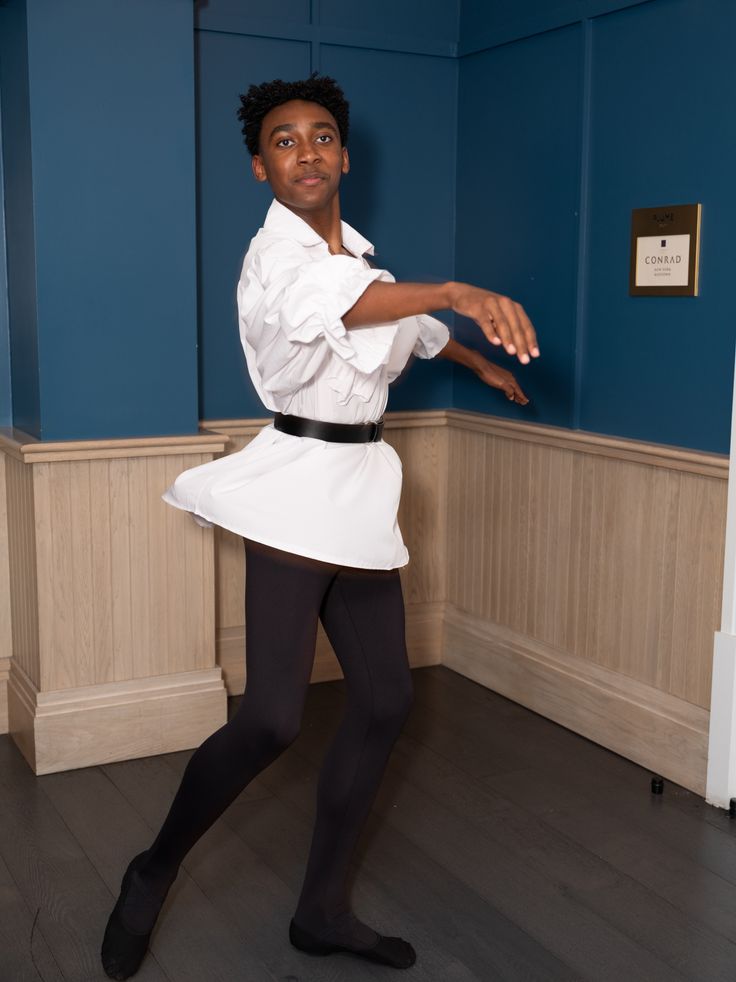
left=292, top=564, right=415, bottom=963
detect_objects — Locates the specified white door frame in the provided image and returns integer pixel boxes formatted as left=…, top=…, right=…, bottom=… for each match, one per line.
left=706, top=346, right=736, bottom=808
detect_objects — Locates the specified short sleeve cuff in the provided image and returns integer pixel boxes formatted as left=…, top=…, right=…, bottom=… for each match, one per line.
left=277, top=256, right=398, bottom=376
left=413, top=314, right=451, bottom=359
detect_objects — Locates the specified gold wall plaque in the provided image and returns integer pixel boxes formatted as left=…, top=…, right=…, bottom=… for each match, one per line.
left=629, top=203, right=701, bottom=296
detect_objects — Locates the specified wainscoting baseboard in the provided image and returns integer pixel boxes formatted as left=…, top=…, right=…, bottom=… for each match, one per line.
left=0, top=656, right=9, bottom=735
left=7, top=658, right=227, bottom=775
left=442, top=602, right=709, bottom=796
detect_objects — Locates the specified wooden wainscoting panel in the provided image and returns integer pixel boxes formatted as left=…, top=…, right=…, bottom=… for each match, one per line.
left=31, top=452, right=217, bottom=692
left=669, top=469, right=728, bottom=705
left=385, top=420, right=448, bottom=606
left=5, top=453, right=39, bottom=688
left=0, top=657, right=8, bottom=736
left=2, top=430, right=230, bottom=760
left=445, top=413, right=727, bottom=713
left=0, top=452, right=10, bottom=732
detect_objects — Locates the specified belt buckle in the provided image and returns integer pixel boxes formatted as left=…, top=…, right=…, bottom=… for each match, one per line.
left=369, top=418, right=382, bottom=442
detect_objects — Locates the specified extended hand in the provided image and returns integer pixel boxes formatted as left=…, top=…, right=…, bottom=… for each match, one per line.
left=475, top=357, right=529, bottom=404
left=448, top=283, right=539, bottom=365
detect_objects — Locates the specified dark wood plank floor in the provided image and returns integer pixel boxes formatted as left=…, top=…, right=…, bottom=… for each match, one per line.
left=3, top=664, right=736, bottom=981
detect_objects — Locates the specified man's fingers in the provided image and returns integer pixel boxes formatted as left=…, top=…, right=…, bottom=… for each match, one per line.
left=486, top=298, right=514, bottom=352
left=479, top=310, right=503, bottom=346
left=463, top=288, right=540, bottom=363
left=488, top=296, right=534, bottom=364
left=499, top=295, right=528, bottom=361
left=517, top=304, right=540, bottom=357
left=506, top=379, right=529, bottom=404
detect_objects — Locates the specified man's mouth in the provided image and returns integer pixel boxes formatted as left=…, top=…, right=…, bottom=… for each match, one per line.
left=295, top=173, right=327, bottom=186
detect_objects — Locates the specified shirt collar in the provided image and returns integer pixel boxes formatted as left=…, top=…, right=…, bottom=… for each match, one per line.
left=263, top=197, right=375, bottom=257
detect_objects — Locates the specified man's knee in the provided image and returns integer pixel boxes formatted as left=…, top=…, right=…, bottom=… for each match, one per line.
left=374, top=673, right=414, bottom=728
left=262, top=714, right=301, bottom=753
left=238, top=706, right=302, bottom=758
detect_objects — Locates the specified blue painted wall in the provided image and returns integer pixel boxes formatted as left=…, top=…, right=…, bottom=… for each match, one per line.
left=455, top=24, right=583, bottom=428
left=0, top=78, right=15, bottom=429
left=459, top=0, right=654, bottom=52
left=455, top=0, right=736, bottom=453
left=2, top=0, right=734, bottom=452
left=0, top=0, right=198, bottom=440
left=581, top=0, right=735, bottom=452
left=0, top=0, right=40, bottom=435
left=195, top=31, right=311, bottom=421
left=194, top=7, right=457, bottom=420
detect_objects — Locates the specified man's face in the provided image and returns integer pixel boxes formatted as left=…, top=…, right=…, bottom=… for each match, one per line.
left=251, top=99, right=349, bottom=213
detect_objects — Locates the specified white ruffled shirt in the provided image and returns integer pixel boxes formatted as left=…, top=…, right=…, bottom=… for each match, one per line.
left=161, top=198, right=450, bottom=569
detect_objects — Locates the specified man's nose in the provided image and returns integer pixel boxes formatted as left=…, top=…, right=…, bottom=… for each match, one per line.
left=298, top=143, right=321, bottom=164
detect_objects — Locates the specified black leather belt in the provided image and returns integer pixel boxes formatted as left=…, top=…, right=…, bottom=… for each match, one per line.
left=273, top=412, right=384, bottom=443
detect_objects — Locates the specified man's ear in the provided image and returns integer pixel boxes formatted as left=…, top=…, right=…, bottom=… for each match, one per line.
left=252, top=155, right=268, bottom=183
left=341, top=146, right=350, bottom=175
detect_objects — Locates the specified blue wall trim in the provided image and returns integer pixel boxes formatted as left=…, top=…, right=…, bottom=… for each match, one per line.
left=196, top=0, right=460, bottom=56
left=458, top=0, right=654, bottom=55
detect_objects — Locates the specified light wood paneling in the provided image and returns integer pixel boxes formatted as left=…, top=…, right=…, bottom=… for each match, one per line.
left=445, top=411, right=728, bottom=714
left=1, top=430, right=229, bottom=772
left=0, top=411, right=727, bottom=793
left=5, top=453, right=39, bottom=688
left=32, top=453, right=218, bottom=690
left=0, top=452, right=11, bottom=732
left=386, top=412, right=449, bottom=606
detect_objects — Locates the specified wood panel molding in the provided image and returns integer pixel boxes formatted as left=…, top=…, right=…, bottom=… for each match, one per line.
left=446, top=409, right=728, bottom=478
left=9, top=658, right=226, bottom=775
left=0, top=656, right=9, bottom=736
left=442, top=603, right=709, bottom=796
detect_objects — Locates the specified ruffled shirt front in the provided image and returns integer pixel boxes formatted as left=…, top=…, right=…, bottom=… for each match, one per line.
left=161, top=198, right=450, bottom=569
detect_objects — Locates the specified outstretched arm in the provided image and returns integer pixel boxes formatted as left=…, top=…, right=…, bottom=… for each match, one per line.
left=342, top=280, right=539, bottom=366
left=435, top=337, right=529, bottom=405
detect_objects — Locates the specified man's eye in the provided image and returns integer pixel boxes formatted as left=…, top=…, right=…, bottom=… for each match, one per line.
left=276, top=138, right=295, bottom=147
left=316, top=134, right=332, bottom=143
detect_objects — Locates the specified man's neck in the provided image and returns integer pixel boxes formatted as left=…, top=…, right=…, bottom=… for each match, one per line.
left=284, top=196, right=343, bottom=255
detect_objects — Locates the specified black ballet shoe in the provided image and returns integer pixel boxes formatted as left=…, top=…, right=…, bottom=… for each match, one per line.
left=289, top=917, right=417, bottom=969
left=100, top=850, right=172, bottom=980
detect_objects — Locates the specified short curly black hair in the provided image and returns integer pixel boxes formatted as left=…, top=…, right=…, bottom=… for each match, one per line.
left=237, top=73, right=350, bottom=156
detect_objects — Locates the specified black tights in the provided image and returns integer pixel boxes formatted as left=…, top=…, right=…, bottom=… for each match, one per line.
left=141, top=536, right=413, bottom=937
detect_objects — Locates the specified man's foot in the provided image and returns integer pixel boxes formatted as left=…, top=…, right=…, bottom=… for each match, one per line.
left=289, top=910, right=416, bottom=969
left=100, top=851, right=175, bottom=980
